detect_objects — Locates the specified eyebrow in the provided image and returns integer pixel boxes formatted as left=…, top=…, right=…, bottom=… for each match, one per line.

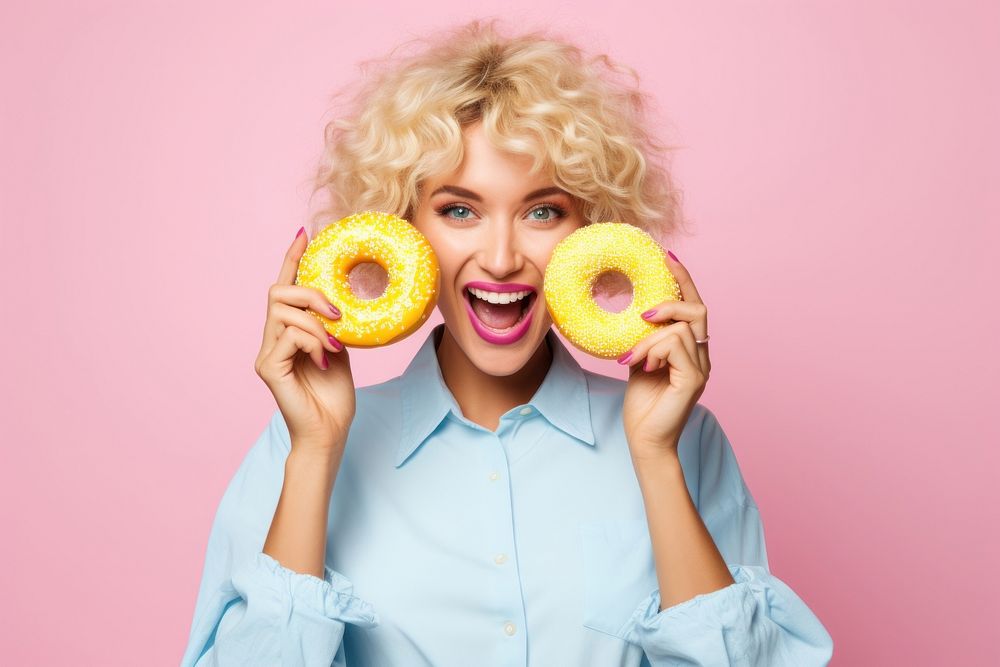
left=429, top=185, right=570, bottom=203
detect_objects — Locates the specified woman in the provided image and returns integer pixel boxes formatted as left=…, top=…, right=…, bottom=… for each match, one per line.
left=181, top=19, right=834, bottom=666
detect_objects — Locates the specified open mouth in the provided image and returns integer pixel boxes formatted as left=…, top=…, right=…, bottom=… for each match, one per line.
left=463, top=284, right=537, bottom=343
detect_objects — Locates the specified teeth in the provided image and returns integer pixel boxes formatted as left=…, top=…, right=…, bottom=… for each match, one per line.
left=468, top=287, right=532, bottom=304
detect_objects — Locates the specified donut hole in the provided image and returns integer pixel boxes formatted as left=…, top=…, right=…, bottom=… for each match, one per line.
left=590, top=270, right=633, bottom=313
left=347, top=261, right=389, bottom=300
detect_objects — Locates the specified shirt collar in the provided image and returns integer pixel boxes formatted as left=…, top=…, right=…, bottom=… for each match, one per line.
left=395, top=323, right=595, bottom=468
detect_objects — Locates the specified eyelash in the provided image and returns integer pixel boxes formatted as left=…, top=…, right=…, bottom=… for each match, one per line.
left=434, top=202, right=568, bottom=222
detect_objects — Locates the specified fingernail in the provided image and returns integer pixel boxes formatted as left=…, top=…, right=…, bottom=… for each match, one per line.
left=295, top=226, right=305, bottom=239
left=641, top=309, right=657, bottom=319
left=328, top=303, right=340, bottom=317
left=644, top=359, right=654, bottom=372
left=667, top=250, right=678, bottom=262
left=617, top=351, right=633, bottom=365
left=327, top=334, right=343, bottom=351
left=321, top=354, right=329, bottom=369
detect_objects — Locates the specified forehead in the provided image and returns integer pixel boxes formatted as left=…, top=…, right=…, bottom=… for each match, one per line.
left=424, top=123, right=553, bottom=196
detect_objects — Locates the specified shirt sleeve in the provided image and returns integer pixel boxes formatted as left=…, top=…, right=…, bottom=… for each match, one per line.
left=626, top=406, right=834, bottom=666
left=180, top=409, right=379, bottom=667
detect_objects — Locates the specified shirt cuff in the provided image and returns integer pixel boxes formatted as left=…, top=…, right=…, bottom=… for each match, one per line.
left=626, top=564, right=754, bottom=653
left=233, top=551, right=380, bottom=628
left=623, top=564, right=833, bottom=666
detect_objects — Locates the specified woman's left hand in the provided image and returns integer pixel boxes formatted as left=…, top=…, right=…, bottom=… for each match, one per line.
left=621, top=251, right=712, bottom=461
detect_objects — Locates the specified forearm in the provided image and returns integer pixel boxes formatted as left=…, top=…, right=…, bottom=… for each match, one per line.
left=633, top=450, right=735, bottom=611
left=262, top=443, right=344, bottom=579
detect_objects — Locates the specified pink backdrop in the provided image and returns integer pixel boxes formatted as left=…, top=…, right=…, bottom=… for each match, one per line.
left=2, top=1, right=997, bottom=664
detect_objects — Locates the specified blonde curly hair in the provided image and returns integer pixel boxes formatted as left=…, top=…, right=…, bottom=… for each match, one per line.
left=306, top=18, right=692, bottom=245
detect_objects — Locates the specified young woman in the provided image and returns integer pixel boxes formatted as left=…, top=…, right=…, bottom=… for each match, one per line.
left=182, top=20, right=834, bottom=666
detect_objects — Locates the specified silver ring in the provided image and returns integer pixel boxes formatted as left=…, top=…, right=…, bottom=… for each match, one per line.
left=695, top=334, right=710, bottom=344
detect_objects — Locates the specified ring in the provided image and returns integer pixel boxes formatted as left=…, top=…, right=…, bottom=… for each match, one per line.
left=695, top=335, right=710, bottom=344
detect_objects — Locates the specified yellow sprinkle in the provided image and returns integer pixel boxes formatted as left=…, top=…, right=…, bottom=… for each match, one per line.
left=295, top=211, right=440, bottom=347
left=543, top=222, right=682, bottom=359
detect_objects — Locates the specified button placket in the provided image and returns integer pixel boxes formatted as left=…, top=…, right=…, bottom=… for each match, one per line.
left=488, top=438, right=513, bottom=570
left=485, top=431, right=525, bottom=650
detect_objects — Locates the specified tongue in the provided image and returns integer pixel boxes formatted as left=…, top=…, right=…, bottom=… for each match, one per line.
left=471, top=297, right=524, bottom=329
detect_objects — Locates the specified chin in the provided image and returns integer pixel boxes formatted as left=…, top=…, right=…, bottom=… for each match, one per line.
left=466, top=335, right=546, bottom=377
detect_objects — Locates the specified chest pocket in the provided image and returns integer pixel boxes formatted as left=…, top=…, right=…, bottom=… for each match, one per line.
left=579, top=518, right=659, bottom=642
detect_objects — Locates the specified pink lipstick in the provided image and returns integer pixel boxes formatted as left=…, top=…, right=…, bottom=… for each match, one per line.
left=463, top=281, right=537, bottom=345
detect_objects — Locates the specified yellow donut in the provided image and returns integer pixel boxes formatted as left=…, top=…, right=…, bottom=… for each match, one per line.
left=295, top=211, right=440, bottom=347
left=543, top=222, right=682, bottom=359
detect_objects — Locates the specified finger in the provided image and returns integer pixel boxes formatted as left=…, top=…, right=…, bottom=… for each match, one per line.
left=261, top=283, right=342, bottom=357
left=641, top=300, right=708, bottom=339
left=674, top=321, right=700, bottom=370
left=639, top=334, right=702, bottom=384
left=640, top=296, right=710, bottom=377
left=620, top=321, right=698, bottom=373
left=664, top=250, right=704, bottom=305
left=276, top=226, right=309, bottom=286
left=653, top=322, right=698, bottom=373
left=267, top=324, right=329, bottom=373
left=269, top=302, right=344, bottom=354
left=267, top=283, right=341, bottom=325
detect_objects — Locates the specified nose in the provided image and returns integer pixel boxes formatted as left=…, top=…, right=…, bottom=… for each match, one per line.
left=476, top=219, right=524, bottom=278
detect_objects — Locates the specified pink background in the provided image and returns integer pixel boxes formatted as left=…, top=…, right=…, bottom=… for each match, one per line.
left=2, top=1, right=997, bottom=664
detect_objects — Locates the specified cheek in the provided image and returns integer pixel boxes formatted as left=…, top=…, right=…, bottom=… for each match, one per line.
left=545, top=219, right=585, bottom=252
left=425, top=241, right=464, bottom=303
left=431, top=245, right=464, bottom=287
left=411, top=220, right=459, bottom=305
left=426, top=237, right=474, bottom=292
left=534, top=236, right=566, bottom=271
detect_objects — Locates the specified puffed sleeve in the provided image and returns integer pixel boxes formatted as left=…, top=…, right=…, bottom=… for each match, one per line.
left=180, top=409, right=379, bottom=667
left=626, top=406, right=834, bottom=666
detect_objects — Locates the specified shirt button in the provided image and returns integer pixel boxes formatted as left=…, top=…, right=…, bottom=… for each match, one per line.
left=503, top=621, right=516, bottom=636
left=519, top=407, right=532, bottom=416
left=494, top=553, right=508, bottom=565
left=489, top=471, right=499, bottom=481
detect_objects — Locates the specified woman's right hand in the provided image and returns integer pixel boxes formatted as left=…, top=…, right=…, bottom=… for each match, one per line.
left=254, top=226, right=355, bottom=453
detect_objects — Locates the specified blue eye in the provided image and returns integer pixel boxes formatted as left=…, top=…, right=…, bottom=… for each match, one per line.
left=530, top=205, right=565, bottom=221
left=436, top=204, right=473, bottom=220
left=434, top=203, right=568, bottom=222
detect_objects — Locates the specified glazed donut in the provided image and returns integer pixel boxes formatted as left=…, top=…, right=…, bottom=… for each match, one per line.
left=543, top=222, right=681, bottom=359
left=295, top=211, right=440, bottom=347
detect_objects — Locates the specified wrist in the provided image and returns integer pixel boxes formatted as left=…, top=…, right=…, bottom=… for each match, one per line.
left=629, top=438, right=681, bottom=465
left=287, top=439, right=345, bottom=466
left=631, top=447, right=684, bottom=483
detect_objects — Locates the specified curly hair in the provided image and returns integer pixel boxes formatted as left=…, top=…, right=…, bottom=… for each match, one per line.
left=306, top=18, right=692, bottom=245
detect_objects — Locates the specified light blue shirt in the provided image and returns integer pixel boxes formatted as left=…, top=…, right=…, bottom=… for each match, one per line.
left=182, top=323, right=833, bottom=666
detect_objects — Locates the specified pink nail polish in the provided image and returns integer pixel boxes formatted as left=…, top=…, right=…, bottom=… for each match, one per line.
left=617, top=351, right=633, bottom=365
left=667, top=250, right=679, bottom=262
left=328, top=303, right=340, bottom=317
left=327, top=334, right=342, bottom=351
left=295, top=226, right=305, bottom=239
left=320, top=354, right=329, bottom=369
left=641, top=309, right=657, bottom=319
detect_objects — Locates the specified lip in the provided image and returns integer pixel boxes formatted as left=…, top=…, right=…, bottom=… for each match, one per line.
left=464, top=280, right=536, bottom=294
left=463, top=284, right=537, bottom=345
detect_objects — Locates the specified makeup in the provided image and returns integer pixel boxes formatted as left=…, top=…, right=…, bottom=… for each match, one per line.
left=463, top=281, right=537, bottom=345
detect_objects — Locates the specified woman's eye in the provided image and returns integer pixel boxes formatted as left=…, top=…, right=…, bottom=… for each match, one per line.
left=436, top=204, right=566, bottom=221
left=438, top=205, right=473, bottom=220
left=529, top=205, right=565, bottom=221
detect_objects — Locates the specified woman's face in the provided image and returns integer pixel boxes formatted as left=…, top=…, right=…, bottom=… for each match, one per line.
left=411, top=122, right=586, bottom=377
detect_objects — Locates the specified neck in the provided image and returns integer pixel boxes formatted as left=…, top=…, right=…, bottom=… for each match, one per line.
left=435, top=326, right=552, bottom=432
